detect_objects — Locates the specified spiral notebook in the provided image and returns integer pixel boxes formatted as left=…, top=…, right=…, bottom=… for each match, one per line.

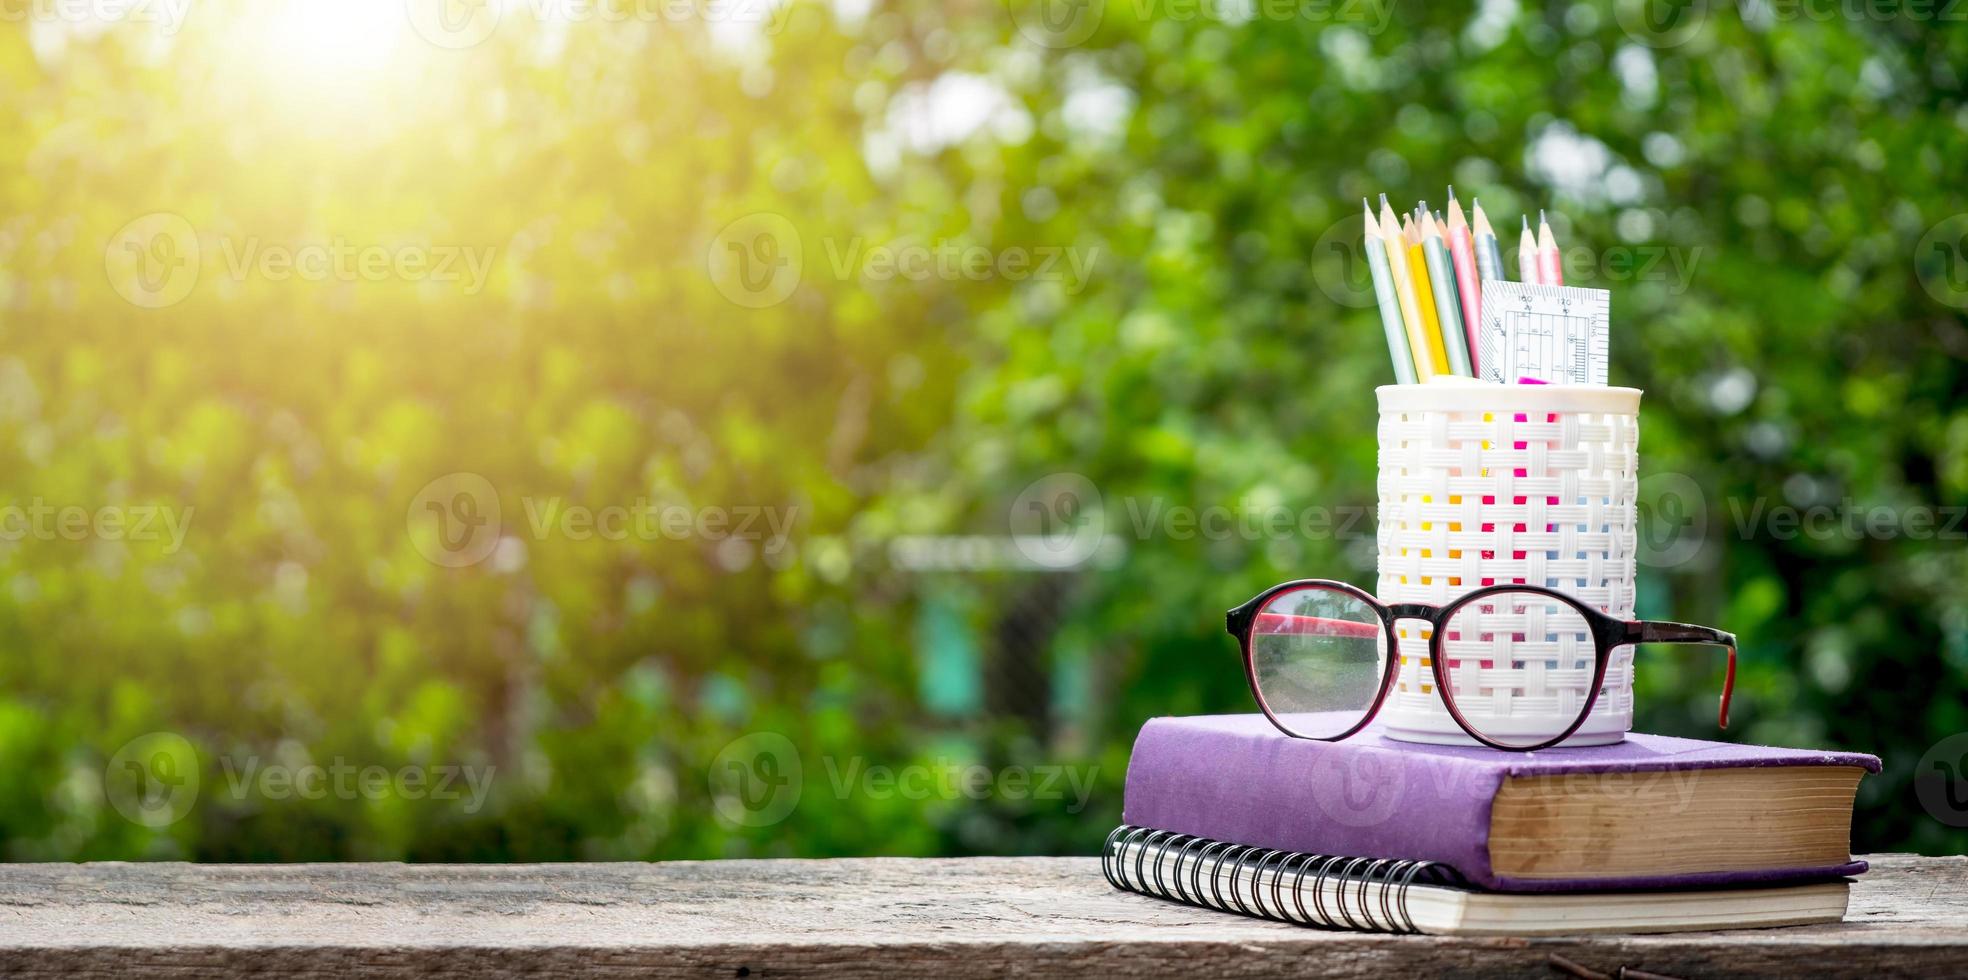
left=1103, top=827, right=1851, bottom=937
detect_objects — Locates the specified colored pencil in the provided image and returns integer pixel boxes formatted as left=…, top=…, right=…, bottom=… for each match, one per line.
left=1421, top=210, right=1472, bottom=376
left=1518, top=216, right=1540, bottom=284
left=1537, top=210, right=1565, bottom=286
left=1444, top=189, right=1483, bottom=375
left=1363, top=200, right=1418, bottom=385
left=1403, top=210, right=1451, bottom=374
left=1472, top=198, right=1505, bottom=286
left=1378, top=196, right=1436, bottom=381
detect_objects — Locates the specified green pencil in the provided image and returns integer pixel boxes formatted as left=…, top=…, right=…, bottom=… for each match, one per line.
left=1421, top=210, right=1472, bottom=376
left=1363, top=199, right=1417, bottom=384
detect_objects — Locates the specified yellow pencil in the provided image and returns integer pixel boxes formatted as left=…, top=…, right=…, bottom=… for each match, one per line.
left=1377, top=195, right=1436, bottom=381
left=1404, top=211, right=1451, bottom=374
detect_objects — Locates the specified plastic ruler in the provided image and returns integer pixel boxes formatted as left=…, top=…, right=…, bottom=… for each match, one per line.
left=1478, top=281, right=1610, bottom=385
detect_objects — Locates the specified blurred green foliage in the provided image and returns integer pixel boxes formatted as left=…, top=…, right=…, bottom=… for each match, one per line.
left=0, top=0, right=1963, bottom=861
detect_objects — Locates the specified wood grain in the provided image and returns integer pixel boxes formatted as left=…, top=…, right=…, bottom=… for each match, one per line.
left=0, top=854, right=1961, bottom=978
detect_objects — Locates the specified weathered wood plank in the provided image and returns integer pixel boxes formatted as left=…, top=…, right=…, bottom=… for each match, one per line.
left=0, top=855, right=1961, bottom=978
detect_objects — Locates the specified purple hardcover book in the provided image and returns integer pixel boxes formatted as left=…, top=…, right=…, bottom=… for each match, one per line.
left=1121, top=714, right=1880, bottom=893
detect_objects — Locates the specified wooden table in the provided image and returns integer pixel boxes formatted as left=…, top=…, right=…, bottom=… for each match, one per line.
left=2, top=855, right=1962, bottom=977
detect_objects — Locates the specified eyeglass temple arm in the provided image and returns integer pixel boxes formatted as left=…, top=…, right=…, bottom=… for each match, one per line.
left=1629, top=621, right=1738, bottom=729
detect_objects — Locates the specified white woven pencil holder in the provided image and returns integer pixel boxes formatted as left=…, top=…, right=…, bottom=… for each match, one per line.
left=1374, top=383, right=1642, bottom=747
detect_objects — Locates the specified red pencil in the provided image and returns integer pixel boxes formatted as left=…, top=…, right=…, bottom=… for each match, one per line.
left=1537, top=210, right=1564, bottom=286
left=1444, top=189, right=1482, bottom=374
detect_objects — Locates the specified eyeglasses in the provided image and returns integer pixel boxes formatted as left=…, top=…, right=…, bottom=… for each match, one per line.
left=1225, top=580, right=1737, bottom=751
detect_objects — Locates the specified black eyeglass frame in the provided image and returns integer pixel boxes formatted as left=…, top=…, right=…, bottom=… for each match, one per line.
left=1225, top=579, right=1737, bottom=751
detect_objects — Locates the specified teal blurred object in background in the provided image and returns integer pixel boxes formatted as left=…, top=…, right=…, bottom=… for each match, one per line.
left=0, top=0, right=1964, bottom=862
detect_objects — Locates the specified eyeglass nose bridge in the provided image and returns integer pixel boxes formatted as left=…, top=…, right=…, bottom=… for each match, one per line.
left=1384, top=602, right=1437, bottom=623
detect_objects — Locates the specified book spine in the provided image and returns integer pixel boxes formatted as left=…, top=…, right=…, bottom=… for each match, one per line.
left=1120, top=719, right=1509, bottom=889
left=1102, top=825, right=1443, bottom=934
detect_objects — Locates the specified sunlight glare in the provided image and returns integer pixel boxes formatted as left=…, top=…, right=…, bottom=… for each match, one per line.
left=254, top=0, right=412, bottom=80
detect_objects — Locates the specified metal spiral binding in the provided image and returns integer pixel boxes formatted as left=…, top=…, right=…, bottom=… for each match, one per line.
left=1188, top=839, right=1228, bottom=910
left=1135, top=829, right=1174, bottom=899
left=1330, top=857, right=1372, bottom=930
left=1390, top=858, right=1435, bottom=934
left=1150, top=833, right=1193, bottom=900
left=1102, top=825, right=1456, bottom=935
left=1169, top=834, right=1208, bottom=905
left=1249, top=847, right=1291, bottom=921
left=1210, top=844, right=1252, bottom=917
